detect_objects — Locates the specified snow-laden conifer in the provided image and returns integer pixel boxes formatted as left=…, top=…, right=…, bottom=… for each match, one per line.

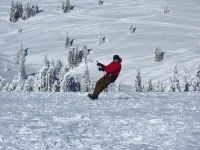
left=147, top=79, right=154, bottom=92
left=63, top=0, right=71, bottom=13
left=42, top=54, right=50, bottom=68
left=154, top=44, right=164, bottom=62
left=129, top=23, right=134, bottom=34
left=34, top=66, right=48, bottom=92
left=46, top=66, right=56, bottom=92
left=99, top=32, right=103, bottom=44
left=60, top=72, right=71, bottom=92
left=0, top=76, right=6, bottom=91
left=2, top=83, right=12, bottom=92
left=23, top=76, right=34, bottom=92
left=81, top=65, right=91, bottom=92
left=18, top=58, right=27, bottom=79
left=59, top=63, right=69, bottom=83
left=190, top=63, right=200, bottom=91
left=52, top=80, right=60, bottom=92
left=13, top=42, right=26, bottom=68
left=55, top=59, right=63, bottom=75
left=155, top=81, right=165, bottom=92
left=65, top=32, right=70, bottom=48
left=169, top=65, right=181, bottom=92
left=132, top=67, right=143, bottom=92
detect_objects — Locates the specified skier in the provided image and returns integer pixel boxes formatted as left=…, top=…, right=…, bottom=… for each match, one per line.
left=88, top=55, right=122, bottom=100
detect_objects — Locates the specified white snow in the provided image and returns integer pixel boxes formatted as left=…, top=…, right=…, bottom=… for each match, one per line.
left=1, top=0, right=200, bottom=149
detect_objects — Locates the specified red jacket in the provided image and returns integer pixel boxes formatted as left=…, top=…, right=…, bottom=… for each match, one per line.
left=101, top=58, right=122, bottom=79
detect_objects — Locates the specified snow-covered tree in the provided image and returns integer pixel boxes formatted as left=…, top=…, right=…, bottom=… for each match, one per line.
left=2, top=83, right=12, bottom=92
left=60, top=72, right=71, bottom=92
left=55, top=59, right=63, bottom=75
left=15, top=76, right=24, bottom=91
left=46, top=66, right=56, bottom=92
left=99, top=31, right=103, bottom=44
left=65, top=32, right=70, bottom=48
left=63, top=0, right=71, bottom=13
left=169, top=65, right=181, bottom=92
left=0, top=76, right=6, bottom=91
left=98, top=0, right=103, bottom=5
left=59, top=63, right=69, bottom=83
left=81, top=65, right=91, bottom=92
left=23, top=76, right=34, bottom=91
left=52, top=80, right=60, bottom=92
left=155, top=81, right=165, bottom=92
left=147, top=79, right=154, bottom=92
left=62, top=0, right=65, bottom=10
left=34, top=66, right=48, bottom=92
left=13, top=42, right=26, bottom=68
left=129, top=23, right=134, bottom=34
left=73, top=46, right=80, bottom=67
left=190, top=63, right=200, bottom=91
left=67, top=47, right=74, bottom=68
left=115, top=81, right=121, bottom=93
left=132, top=67, right=143, bottom=92
left=154, top=44, right=164, bottom=62
left=42, top=54, right=50, bottom=68
left=164, top=6, right=170, bottom=14
left=18, top=58, right=27, bottom=79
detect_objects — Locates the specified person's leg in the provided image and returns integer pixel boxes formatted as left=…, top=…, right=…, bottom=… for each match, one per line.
left=93, top=76, right=112, bottom=97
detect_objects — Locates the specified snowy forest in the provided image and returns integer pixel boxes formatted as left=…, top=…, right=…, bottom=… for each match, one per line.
left=1, top=0, right=200, bottom=93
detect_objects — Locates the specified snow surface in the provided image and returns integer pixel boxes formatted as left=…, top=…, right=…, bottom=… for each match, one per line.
left=1, top=92, right=200, bottom=150
left=1, top=0, right=200, bottom=149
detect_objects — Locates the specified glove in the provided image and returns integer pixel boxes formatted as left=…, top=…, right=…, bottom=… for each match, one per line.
left=97, top=62, right=103, bottom=67
left=98, top=68, right=104, bottom=71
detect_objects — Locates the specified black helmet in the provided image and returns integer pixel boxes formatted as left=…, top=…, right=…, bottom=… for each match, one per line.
left=113, top=55, right=120, bottom=61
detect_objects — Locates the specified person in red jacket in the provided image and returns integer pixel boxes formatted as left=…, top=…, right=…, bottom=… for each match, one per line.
left=88, top=55, right=122, bottom=100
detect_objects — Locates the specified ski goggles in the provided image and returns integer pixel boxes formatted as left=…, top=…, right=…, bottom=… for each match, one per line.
left=113, top=59, right=118, bottom=62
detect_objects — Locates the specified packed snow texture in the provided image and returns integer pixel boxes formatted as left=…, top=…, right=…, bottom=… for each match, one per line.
left=0, top=92, right=200, bottom=150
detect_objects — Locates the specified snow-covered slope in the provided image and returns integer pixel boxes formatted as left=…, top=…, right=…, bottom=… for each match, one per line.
left=0, top=92, right=200, bottom=149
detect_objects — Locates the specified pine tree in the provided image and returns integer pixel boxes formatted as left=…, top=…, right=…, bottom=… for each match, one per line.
left=0, top=76, right=6, bottom=91
left=46, top=66, right=56, bottom=92
left=155, top=81, right=165, bottom=92
left=2, top=83, right=12, bottom=92
left=129, top=23, right=134, bottom=34
left=169, top=65, right=181, bottom=92
left=147, top=79, right=154, bottom=92
left=74, top=46, right=80, bottom=67
left=190, top=63, right=200, bottom=91
left=14, top=75, right=24, bottom=91
left=42, top=54, right=50, bottom=68
left=34, top=66, right=48, bottom=92
left=52, top=80, right=60, bottom=92
left=81, top=65, right=91, bottom=92
left=13, top=42, right=26, bottom=68
left=55, top=59, right=63, bottom=75
left=23, top=76, right=33, bottom=91
left=60, top=72, right=71, bottom=92
left=65, top=32, right=70, bottom=48
left=132, top=67, right=143, bottom=92
left=63, top=0, right=71, bottom=13
left=59, top=63, right=69, bottom=83
left=99, top=32, right=103, bottom=44
left=67, top=47, right=74, bottom=68
left=74, top=74, right=80, bottom=91
left=18, top=58, right=27, bottom=79
left=154, top=44, right=163, bottom=62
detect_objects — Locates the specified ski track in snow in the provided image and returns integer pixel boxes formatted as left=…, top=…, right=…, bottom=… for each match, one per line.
left=0, top=92, right=200, bottom=150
